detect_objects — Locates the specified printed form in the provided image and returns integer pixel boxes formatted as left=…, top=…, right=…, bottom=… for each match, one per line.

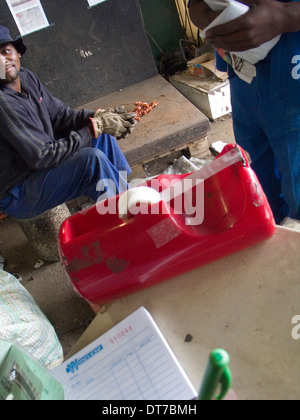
left=53, top=307, right=197, bottom=400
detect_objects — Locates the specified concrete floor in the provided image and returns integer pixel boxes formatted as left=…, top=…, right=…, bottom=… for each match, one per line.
left=0, top=114, right=235, bottom=359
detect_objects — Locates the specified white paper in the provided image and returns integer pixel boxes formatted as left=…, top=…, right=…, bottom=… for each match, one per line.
left=202, top=0, right=281, bottom=65
left=87, top=0, right=108, bottom=7
left=6, top=0, right=49, bottom=36
left=229, top=52, right=257, bottom=83
left=53, top=307, right=197, bottom=401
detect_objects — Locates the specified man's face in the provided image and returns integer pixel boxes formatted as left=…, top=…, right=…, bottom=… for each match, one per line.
left=0, top=43, right=21, bottom=84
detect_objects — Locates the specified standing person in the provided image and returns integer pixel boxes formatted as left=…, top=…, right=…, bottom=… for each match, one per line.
left=0, top=25, right=136, bottom=220
left=189, top=0, right=300, bottom=224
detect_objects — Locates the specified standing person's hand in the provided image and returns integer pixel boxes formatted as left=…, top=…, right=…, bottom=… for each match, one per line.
left=189, top=0, right=221, bottom=29
left=204, top=0, right=289, bottom=51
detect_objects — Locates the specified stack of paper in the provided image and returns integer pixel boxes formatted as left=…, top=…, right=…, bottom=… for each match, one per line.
left=53, top=307, right=197, bottom=400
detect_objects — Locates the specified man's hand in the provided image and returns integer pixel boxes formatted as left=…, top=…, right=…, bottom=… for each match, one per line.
left=189, top=0, right=221, bottom=30
left=91, top=108, right=137, bottom=140
left=204, top=0, right=289, bottom=52
left=90, top=111, right=130, bottom=139
left=106, top=106, right=138, bottom=138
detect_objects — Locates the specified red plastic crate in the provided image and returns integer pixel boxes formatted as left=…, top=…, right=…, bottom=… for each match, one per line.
left=59, top=145, right=275, bottom=305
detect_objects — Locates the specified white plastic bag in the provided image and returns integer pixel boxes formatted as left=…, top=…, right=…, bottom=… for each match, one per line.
left=0, top=270, right=63, bottom=370
left=201, top=0, right=281, bottom=64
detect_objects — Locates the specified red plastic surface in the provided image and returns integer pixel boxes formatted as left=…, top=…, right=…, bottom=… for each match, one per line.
left=59, top=145, right=276, bottom=305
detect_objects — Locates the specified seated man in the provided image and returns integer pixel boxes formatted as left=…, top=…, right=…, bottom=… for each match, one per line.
left=0, top=25, right=136, bottom=220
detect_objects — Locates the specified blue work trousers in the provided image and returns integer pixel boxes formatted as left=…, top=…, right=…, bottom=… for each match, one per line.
left=230, top=59, right=300, bottom=224
left=0, top=134, right=131, bottom=219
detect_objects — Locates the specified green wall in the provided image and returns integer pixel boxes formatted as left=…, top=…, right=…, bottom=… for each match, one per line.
left=137, top=0, right=185, bottom=71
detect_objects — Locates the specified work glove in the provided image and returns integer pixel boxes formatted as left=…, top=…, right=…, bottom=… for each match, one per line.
left=111, top=106, right=138, bottom=139
left=91, top=107, right=137, bottom=140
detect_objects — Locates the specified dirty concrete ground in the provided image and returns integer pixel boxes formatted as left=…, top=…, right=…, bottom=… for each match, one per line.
left=0, top=114, right=235, bottom=359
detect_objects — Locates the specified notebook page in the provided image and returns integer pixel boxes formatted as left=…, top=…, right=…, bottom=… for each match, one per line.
left=53, top=307, right=197, bottom=400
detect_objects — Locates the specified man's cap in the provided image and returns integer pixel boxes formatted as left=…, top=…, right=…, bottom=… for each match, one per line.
left=0, top=25, right=26, bottom=56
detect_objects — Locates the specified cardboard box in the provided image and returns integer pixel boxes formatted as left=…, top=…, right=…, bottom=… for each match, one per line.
left=187, top=53, right=228, bottom=81
left=169, top=70, right=232, bottom=120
